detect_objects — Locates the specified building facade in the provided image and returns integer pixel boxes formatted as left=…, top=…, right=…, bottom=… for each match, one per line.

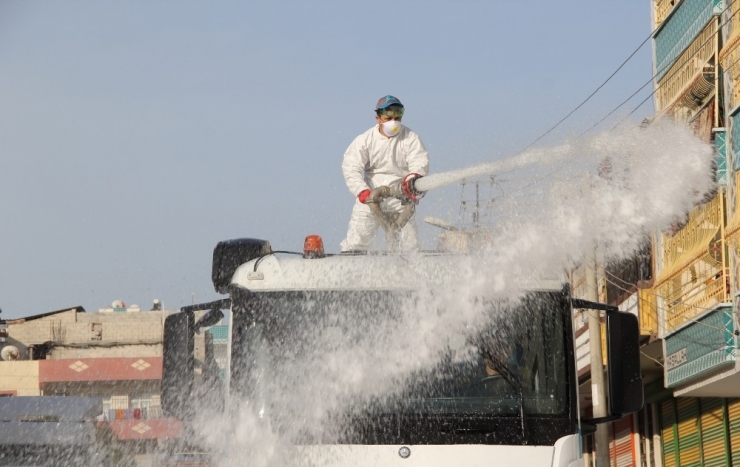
left=570, top=1, right=740, bottom=465
left=0, top=302, right=229, bottom=451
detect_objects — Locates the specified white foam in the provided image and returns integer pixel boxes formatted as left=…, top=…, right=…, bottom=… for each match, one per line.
left=198, top=120, right=715, bottom=466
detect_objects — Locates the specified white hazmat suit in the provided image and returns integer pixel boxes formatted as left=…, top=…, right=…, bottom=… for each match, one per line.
left=340, top=124, right=430, bottom=251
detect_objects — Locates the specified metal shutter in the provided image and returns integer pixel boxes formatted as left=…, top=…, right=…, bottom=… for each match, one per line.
left=661, top=399, right=678, bottom=467
left=610, top=414, right=636, bottom=467
left=727, top=398, right=740, bottom=466
left=676, top=397, right=702, bottom=467
left=699, top=398, right=728, bottom=467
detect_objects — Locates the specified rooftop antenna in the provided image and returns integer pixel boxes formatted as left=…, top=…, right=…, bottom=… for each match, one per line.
left=473, top=181, right=480, bottom=227
left=460, top=179, right=468, bottom=230
left=424, top=216, right=458, bottom=231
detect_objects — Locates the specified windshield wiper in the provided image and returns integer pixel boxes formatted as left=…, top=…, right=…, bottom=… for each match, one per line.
left=483, top=352, right=527, bottom=443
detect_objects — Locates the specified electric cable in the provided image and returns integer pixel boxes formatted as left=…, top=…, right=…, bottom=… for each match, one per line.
left=517, top=24, right=657, bottom=154
left=602, top=275, right=731, bottom=336
left=449, top=4, right=740, bottom=350
left=462, top=0, right=739, bottom=199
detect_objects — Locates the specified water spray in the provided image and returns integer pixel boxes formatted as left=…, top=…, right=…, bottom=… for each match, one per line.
left=413, top=143, right=573, bottom=193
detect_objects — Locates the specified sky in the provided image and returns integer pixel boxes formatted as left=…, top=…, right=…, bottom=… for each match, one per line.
left=0, top=1, right=655, bottom=319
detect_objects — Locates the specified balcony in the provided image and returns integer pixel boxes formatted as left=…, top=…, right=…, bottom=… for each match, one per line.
left=664, top=304, right=736, bottom=392
left=654, top=0, right=721, bottom=81
left=725, top=170, right=740, bottom=251
left=655, top=19, right=717, bottom=114
left=719, top=34, right=740, bottom=110
left=654, top=191, right=728, bottom=332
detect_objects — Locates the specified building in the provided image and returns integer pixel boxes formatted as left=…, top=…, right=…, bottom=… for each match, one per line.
left=0, top=301, right=229, bottom=455
left=569, top=1, right=740, bottom=465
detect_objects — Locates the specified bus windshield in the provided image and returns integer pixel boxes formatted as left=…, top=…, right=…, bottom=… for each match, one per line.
left=229, top=289, right=574, bottom=444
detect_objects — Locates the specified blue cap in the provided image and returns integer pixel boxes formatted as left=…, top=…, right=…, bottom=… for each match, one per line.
left=376, top=95, right=404, bottom=110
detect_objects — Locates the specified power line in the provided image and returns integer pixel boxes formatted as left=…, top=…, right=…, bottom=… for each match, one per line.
left=516, top=22, right=657, bottom=154
left=497, top=2, right=740, bottom=199
left=603, top=275, right=731, bottom=336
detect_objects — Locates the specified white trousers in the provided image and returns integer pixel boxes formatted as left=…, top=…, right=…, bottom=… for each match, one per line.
left=340, top=199, right=419, bottom=252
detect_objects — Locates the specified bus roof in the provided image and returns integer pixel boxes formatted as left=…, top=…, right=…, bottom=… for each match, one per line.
left=230, top=252, right=565, bottom=293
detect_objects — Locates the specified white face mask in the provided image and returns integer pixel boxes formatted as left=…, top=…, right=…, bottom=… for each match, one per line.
left=382, top=120, right=402, bottom=137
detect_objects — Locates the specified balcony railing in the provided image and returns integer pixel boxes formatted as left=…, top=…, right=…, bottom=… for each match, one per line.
left=656, top=19, right=717, bottom=113
left=725, top=170, right=740, bottom=250
left=655, top=191, right=728, bottom=332
left=660, top=192, right=724, bottom=268
left=664, top=268, right=729, bottom=330
left=639, top=288, right=660, bottom=337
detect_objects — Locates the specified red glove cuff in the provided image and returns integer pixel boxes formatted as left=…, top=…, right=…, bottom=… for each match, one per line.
left=358, top=189, right=371, bottom=204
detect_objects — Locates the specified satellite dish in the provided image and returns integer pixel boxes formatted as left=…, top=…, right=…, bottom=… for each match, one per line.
left=112, top=300, right=124, bottom=308
left=1, top=345, right=19, bottom=361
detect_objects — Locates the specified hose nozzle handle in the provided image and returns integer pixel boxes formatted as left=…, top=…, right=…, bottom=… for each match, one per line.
left=394, top=173, right=425, bottom=203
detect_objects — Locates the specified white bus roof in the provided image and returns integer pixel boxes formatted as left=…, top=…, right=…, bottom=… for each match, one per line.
left=230, top=252, right=565, bottom=292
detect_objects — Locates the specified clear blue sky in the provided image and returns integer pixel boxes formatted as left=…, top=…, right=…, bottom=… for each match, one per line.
left=0, top=1, right=654, bottom=318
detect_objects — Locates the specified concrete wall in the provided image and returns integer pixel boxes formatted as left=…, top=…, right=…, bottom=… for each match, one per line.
left=6, top=310, right=186, bottom=359
left=3, top=309, right=217, bottom=400
left=6, top=309, right=77, bottom=348
left=61, top=311, right=169, bottom=346
left=0, top=361, right=40, bottom=396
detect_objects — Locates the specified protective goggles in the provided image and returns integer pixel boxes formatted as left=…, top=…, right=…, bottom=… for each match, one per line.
left=377, top=106, right=405, bottom=118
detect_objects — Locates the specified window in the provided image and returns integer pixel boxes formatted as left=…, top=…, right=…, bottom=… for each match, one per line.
left=90, top=323, right=102, bottom=341
left=130, top=397, right=151, bottom=410
left=109, top=395, right=128, bottom=409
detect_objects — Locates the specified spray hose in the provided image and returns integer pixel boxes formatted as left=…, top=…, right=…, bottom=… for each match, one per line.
left=366, top=186, right=416, bottom=250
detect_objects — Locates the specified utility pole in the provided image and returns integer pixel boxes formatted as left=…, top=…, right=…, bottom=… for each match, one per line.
left=586, top=253, right=610, bottom=467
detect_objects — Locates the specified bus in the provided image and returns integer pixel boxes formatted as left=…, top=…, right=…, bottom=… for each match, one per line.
left=162, top=237, right=643, bottom=466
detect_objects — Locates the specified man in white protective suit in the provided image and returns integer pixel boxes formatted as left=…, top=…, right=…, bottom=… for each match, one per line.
left=340, top=95, right=430, bottom=252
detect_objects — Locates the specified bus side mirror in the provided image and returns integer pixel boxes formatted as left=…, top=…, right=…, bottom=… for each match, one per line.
left=606, top=309, right=643, bottom=416
left=571, top=299, right=644, bottom=426
left=162, top=311, right=195, bottom=421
